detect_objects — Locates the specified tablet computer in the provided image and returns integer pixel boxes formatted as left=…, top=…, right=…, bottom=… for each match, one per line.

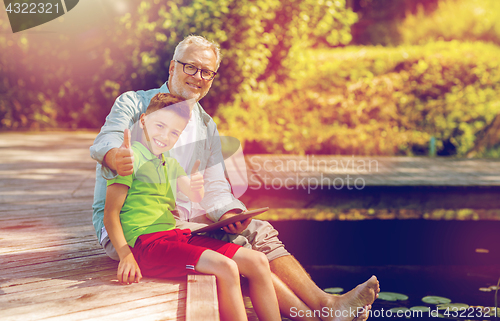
left=191, top=207, right=269, bottom=234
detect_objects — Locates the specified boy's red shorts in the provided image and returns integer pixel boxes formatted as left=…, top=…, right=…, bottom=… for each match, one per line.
left=130, top=228, right=241, bottom=278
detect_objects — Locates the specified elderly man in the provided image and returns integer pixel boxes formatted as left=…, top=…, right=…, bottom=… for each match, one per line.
left=90, top=35, right=379, bottom=321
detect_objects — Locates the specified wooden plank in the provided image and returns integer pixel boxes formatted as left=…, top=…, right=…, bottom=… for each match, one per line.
left=245, top=154, right=500, bottom=187
left=77, top=299, right=186, bottom=321
left=0, top=198, right=93, bottom=210
left=1, top=274, right=183, bottom=307
left=1, top=253, right=116, bottom=280
left=2, top=281, right=186, bottom=321
left=0, top=245, right=103, bottom=270
left=1, top=258, right=117, bottom=295
left=0, top=206, right=93, bottom=221
left=1, top=269, right=116, bottom=300
left=0, top=235, right=97, bottom=254
left=186, top=274, right=219, bottom=321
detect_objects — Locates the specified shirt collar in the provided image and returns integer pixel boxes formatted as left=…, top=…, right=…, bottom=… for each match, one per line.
left=132, top=141, right=166, bottom=163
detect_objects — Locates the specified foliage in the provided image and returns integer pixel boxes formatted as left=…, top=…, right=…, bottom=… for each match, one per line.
left=0, top=0, right=356, bottom=130
left=0, top=7, right=129, bottom=129
left=349, top=0, right=500, bottom=46
left=400, top=0, right=500, bottom=45
left=215, top=41, right=500, bottom=156
left=349, top=0, right=440, bottom=46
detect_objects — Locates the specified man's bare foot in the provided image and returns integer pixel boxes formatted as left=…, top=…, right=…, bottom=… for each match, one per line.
left=320, top=276, right=380, bottom=321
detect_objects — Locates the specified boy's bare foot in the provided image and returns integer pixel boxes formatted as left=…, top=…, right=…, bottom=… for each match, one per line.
left=320, top=276, right=380, bottom=321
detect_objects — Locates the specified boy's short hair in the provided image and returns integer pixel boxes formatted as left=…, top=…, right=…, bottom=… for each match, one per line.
left=146, top=93, right=190, bottom=120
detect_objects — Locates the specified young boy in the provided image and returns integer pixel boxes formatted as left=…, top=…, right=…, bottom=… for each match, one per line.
left=103, top=93, right=280, bottom=321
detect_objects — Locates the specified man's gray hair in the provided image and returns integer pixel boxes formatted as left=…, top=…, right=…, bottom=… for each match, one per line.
left=173, top=35, right=222, bottom=70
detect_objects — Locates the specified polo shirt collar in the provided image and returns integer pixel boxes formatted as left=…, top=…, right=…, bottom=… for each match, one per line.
left=132, top=141, right=166, bottom=163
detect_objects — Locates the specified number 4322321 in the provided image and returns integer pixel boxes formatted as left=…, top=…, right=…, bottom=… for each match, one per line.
left=5, top=2, right=60, bottom=14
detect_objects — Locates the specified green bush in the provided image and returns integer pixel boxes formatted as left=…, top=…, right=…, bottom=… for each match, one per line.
left=348, top=0, right=440, bottom=46
left=214, top=41, right=500, bottom=156
left=0, top=0, right=356, bottom=130
left=400, top=0, right=500, bottom=45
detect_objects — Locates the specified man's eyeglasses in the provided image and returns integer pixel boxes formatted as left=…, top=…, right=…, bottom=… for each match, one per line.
left=174, top=60, right=217, bottom=81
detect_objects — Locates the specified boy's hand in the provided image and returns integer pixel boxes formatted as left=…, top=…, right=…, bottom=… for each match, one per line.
left=190, top=160, right=204, bottom=198
left=117, top=252, right=142, bottom=285
left=114, top=129, right=134, bottom=176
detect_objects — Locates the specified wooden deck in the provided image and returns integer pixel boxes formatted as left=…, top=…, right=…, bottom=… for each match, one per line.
left=241, top=155, right=500, bottom=211
left=0, top=132, right=219, bottom=320
left=245, top=154, right=500, bottom=186
left=2, top=131, right=500, bottom=320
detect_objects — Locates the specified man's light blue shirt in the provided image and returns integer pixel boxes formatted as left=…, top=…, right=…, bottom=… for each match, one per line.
left=90, top=83, right=246, bottom=243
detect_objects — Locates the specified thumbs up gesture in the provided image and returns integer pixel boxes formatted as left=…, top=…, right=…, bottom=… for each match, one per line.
left=114, top=129, right=134, bottom=176
left=189, top=160, right=204, bottom=202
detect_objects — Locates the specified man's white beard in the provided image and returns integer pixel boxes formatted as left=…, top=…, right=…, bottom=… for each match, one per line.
left=172, top=83, right=200, bottom=101
left=169, top=74, right=207, bottom=102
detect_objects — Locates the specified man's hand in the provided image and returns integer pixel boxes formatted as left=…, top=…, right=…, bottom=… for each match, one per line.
left=221, top=211, right=252, bottom=234
left=117, top=252, right=142, bottom=285
left=104, top=129, right=134, bottom=176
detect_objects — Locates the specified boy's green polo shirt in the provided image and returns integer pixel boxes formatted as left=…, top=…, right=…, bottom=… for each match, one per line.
left=107, top=142, right=187, bottom=247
